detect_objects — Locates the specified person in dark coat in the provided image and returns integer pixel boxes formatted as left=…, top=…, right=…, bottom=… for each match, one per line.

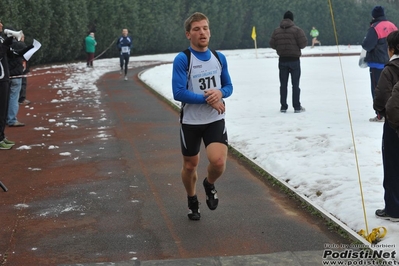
left=0, top=21, right=17, bottom=149
left=269, top=11, right=307, bottom=113
left=362, top=5, right=397, bottom=122
left=373, top=30, right=399, bottom=221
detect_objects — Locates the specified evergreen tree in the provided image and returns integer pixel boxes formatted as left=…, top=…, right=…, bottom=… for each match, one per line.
left=1, top=0, right=398, bottom=65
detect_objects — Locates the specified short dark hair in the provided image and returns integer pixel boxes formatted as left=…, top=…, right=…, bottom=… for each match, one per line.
left=184, top=12, right=209, bottom=32
left=387, top=30, right=399, bottom=55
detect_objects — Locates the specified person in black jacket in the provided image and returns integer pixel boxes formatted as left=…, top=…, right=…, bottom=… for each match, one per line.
left=362, top=5, right=398, bottom=122
left=373, top=30, right=399, bottom=222
left=0, top=22, right=19, bottom=149
left=269, top=11, right=307, bottom=113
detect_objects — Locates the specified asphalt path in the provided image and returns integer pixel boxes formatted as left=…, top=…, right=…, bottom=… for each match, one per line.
left=0, top=63, right=350, bottom=266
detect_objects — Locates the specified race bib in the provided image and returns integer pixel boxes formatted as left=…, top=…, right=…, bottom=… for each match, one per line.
left=191, top=69, right=221, bottom=94
left=121, top=47, right=129, bottom=53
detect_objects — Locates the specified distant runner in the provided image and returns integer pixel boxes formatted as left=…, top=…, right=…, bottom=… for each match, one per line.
left=116, top=28, right=133, bottom=81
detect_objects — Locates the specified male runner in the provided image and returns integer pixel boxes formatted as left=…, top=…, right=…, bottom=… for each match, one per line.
left=116, top=28, right=133, bottom=81
left=172, top=12, right=233, bottom=220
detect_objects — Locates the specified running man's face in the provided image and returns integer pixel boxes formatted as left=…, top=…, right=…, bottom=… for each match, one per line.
left=186, top=19, right=210, bottom=52
left=122, top=29, right=128, bottom=37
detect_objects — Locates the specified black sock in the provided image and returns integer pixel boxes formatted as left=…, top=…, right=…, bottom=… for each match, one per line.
left=188, top=195, right=197, bottom=201
left=204, top=178, right=214, bottom=187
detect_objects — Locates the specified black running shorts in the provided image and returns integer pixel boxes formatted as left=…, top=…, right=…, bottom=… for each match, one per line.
left=180, top=119, right=228, bottom=157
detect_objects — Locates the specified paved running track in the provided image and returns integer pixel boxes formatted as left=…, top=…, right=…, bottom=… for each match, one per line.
left=0, top=63, right=351, bottom=266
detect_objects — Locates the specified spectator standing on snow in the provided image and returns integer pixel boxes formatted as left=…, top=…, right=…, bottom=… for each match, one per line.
left=269, top=10, right=307, bottom=113
left=362, top=5, right=397, bottom=122
left=374, top=30, right=399, bottom=222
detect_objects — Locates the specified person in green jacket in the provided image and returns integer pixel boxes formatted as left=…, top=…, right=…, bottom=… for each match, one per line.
left=85, top=32, right=97, bottom=67
left=310, top=26, right=320, bottom=48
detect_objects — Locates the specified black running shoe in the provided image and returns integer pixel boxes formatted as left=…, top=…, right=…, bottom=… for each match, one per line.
left=187, top=195, right=200, bottom=220
left=203, top=178, right=218, bottom=210
left=375, top=209, right=399, bottom=222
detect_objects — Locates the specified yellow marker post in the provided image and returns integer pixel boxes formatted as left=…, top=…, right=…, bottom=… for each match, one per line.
left=251, top=26, right=258, bottom=59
